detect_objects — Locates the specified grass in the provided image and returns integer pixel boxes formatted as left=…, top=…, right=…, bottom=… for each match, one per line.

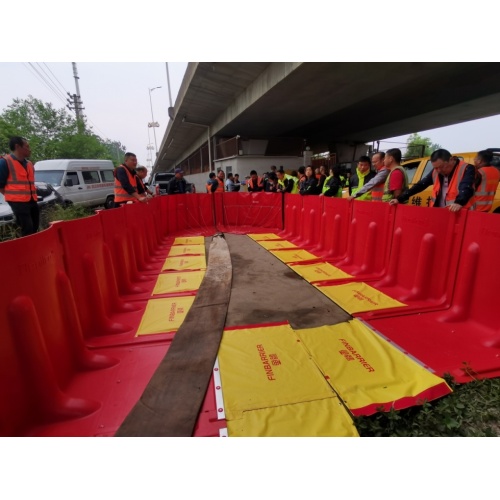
left=42, top=203, right=93, bottom=225
left=0, top=203, right=94, bottom=242
left=354, top=374, right=500, bottom=437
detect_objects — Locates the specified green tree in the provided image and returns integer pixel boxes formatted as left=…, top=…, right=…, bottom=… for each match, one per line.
left=0, top=96, right=125, bottom=164
left=406, top=133, right=442, bottom=158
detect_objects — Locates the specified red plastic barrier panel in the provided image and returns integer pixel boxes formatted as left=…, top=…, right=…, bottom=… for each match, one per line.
left=358, top=204, right=467, bottom=320
left=164, top=194, right=216, bottom=236
left=98, top=206, right=157, bottom=300
left=53, top=215, right=154, bottom=346
left=331, top=200, right=395, bottom=277
left=279, top=193, right=302, bottom=240
left=0, top=227, right=118, bottom=436
left=289, top=196, right=322, bottom=248
left=366, top=210, right=500, bottom=382
left=311, top=197, right=351, bottom=260
left=123, top=203, right=165, bottom=275
left=214, top=192, right=283, bottom=234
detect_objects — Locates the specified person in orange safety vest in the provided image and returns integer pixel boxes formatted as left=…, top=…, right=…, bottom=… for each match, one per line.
left=391, top=149, right=476, bottom=211
left=113, top=152, right=147, bottom=207
left=0, top=136, right=39, bottom=236
left=474, top=150, right=500, bottom=212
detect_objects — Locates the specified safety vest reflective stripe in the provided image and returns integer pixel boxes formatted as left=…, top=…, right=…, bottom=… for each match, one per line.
left=475, top=166, right=500, bottom=212
left=114, top=165, right=138, bottom=203
left=3, top=155, right=37, bottom=202
left=430, top=161, right=474, bottom=209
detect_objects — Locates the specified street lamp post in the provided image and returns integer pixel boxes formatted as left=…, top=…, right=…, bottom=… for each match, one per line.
left=148, top=86, right=161, bottom=157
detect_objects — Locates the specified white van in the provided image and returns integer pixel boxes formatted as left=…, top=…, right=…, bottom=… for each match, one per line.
left=34, top=159, right=116, bottom=209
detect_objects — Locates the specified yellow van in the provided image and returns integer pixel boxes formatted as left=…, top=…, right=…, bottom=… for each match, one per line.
left=402, top=149, right=500, bottom=213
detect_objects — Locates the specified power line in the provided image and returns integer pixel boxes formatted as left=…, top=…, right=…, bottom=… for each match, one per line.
left=24, top=62, right=68, bottom=107
left=35, top=62, right=68, bottom=104
left=42, top=63, right=69, bottom=97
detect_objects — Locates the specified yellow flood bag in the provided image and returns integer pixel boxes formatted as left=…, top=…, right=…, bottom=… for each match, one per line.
left=227, top=398, right=359, bottom=437
left=167, top=244, right=206, bottom=257
left=173, top=236, right=205, bottom=245
left=290, top=262, right=352, bottom=283
left=270, top=249, right=319, bottom=264
left=247, top=233, right=282, bottom=241
left=295, top=320, right=452, bottom=416
left=152, top=270, right=205, bottom=296
left=256, top=239, right=298, bottom=250
left=316, top=282, right=406, bottom=314
left=162, top=255, right=207, bottom=272
left=218, top=323, right=336, bottom=421
left=136, top=296, right=196, bottom=336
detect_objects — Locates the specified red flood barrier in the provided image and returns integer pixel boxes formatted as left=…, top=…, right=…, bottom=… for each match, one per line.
left=358, top=204, right=467, bottom=320
left=216, top=192, right=283, bottom=234
left=0, top=227, right=119, bottom=436
left=366, top=210, right=500, bottom=382
left=278, top=193, right=302, bottom=240
left=164, top=193, right=216, bottom=236
left=98, top=206, right=157, bottom=300
left=332, top=200, right=395, bottom=275
left=52, top=215, right=163, bottom=348
left=290, top=196, right=323, bottom=249
left=311, top=197, right=352, bottom=260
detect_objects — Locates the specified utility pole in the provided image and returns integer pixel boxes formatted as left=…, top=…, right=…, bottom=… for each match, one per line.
left=166, top=63, right=175, bottom=120
left=67, top=62, right=85, bottom=133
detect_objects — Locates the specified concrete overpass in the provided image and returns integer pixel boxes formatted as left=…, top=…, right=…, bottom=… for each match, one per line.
left=154, top=62, right=500, bottom=176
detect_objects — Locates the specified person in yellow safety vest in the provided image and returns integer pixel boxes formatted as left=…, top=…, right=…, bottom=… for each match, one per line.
left=347, top=152, right=389, bottom=202
left=349, top=156, right=376, bottom=200
left=473, top=150, right=500, bottom=212
left=319, top=166, right=343, bottom=197
left=391, top=149, right=476, bottom=211
left=382, top=148, right=409, bottom=202
left=277, top=170, right=299, bottom=194
left=113, top=152, right=148, bottom=207
left=0, top=136, right=39, bottom=236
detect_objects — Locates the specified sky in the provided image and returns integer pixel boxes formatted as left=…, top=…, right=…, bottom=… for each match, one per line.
left=0, top=62, right=188, bottom=172
left=2, top=60, right=500, bottom=175
left=3, top=1, right=497, bottom=495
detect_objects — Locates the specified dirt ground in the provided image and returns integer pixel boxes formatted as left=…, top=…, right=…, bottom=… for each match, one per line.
left=207, top=233, right=351, bottom=329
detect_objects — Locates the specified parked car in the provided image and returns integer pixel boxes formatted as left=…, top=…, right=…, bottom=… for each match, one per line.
left=402, top=149, right=500, bottom=213
left=34, top=159, right=116, bottom=209
left=149, top=172, right=194, bottom=195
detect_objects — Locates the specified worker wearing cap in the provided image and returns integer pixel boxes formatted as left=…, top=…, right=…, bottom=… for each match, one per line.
left=167, top=168, right=187, bottom=194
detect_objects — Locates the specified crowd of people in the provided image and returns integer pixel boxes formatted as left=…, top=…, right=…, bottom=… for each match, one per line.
left=201, top=148, right=500, bottom=213
left=3, top=138, right=499, bottom=239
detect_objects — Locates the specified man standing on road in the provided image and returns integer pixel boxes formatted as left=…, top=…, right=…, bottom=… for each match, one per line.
left=0, top=136, right=39, bottom=236
left=390, top=149, right=476, bottom=212
left=347, top=152, right=389, bottom=202
left=113, top=152, right=147, bottom=207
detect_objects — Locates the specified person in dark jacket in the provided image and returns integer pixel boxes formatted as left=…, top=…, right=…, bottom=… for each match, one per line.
left=299, top=166, right=319, bottom=195
left=167, top=168, right=187, bottom=194
left=320, top=166, right=343, bottom=197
